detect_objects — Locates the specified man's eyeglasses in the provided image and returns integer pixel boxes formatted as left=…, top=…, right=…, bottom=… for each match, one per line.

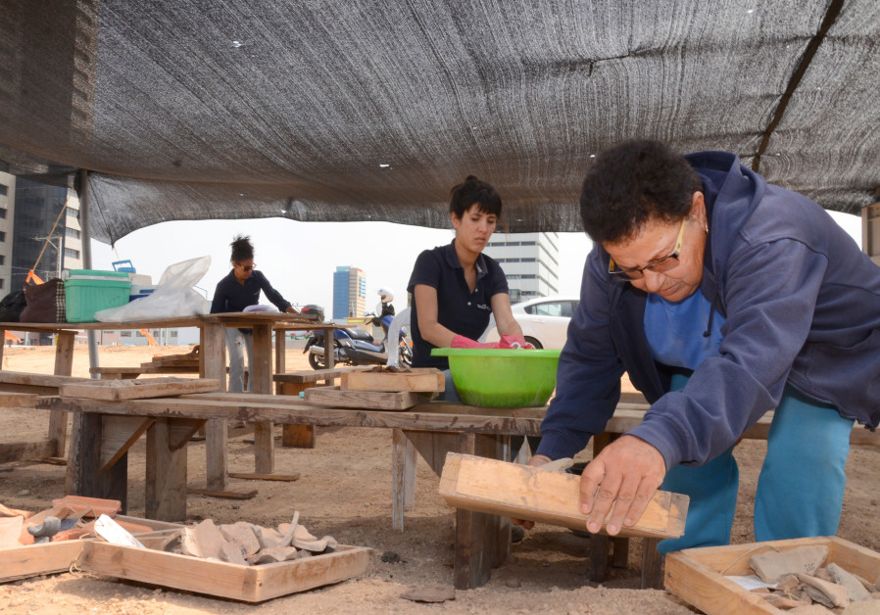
left=608, top=218, right=687, bottom=281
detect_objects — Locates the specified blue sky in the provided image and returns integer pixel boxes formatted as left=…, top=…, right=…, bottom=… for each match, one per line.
left=89, top=211, right=862, bottom=313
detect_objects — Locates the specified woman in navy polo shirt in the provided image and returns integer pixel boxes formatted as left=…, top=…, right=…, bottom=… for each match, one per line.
left=407, top=175, right=529, bottom=401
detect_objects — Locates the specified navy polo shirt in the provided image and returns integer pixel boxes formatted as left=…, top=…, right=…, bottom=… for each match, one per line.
left=407, top=240, right=509, bottom=369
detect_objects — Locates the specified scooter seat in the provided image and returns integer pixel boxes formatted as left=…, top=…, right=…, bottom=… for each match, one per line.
left=345, top=328, right=374, bottom=341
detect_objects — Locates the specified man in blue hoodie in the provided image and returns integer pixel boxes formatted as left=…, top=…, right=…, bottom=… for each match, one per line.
left=529, top=140, right=880, bottom=552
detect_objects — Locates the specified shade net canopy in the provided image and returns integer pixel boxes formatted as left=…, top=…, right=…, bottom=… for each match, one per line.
left=0, top=0, right=877, bottom=244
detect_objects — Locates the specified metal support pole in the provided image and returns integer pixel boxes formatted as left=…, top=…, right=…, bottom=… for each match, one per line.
left=77, top=169, right=99, bottom=376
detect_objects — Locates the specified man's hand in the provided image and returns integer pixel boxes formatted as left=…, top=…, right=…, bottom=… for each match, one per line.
left=512, top=454, right=551, bottom=530
left=579, top=435, right=666, bottom=536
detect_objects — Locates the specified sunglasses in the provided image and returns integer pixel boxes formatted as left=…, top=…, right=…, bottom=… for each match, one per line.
left=608, top=218, right=687, bottom=281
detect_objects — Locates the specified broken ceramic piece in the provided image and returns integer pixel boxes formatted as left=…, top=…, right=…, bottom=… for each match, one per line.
left=827, top=563, right=872, bottom=602
left=750, top=545, right=829, bottom=583
left=181, top=519, right=226, bottom=560
left=797, top=573, right=850, bottom=609
left=219, top=522, right=261, bottom=557
left=248, top=546, right=300, bottom=565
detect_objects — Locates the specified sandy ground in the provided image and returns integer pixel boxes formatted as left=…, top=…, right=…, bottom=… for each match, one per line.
left=0, top=344, right=878, bottom=614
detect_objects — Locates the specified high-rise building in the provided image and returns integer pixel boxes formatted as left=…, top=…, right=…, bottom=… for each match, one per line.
left=0, top=171, right=15, bottom=294
left=332, top=265, right=367, bottom=320
left=11, top=176, right=83, bottom=290
left=485, top=232, right=560, bottom=303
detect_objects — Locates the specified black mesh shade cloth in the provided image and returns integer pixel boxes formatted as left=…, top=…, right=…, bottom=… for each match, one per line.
left=0, top=0, right=877, bottom=243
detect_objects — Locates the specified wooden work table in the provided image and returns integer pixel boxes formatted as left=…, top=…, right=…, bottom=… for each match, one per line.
left=0, top=314, right=339, bottom=492
left=37, top=390, right=878, bottom=590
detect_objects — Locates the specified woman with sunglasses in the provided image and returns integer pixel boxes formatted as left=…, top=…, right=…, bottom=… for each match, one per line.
left=524, top=140, right=880, bottom=555
left=210, top=235, right=299, bottom=392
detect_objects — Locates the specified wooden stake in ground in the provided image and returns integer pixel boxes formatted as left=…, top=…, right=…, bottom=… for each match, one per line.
left=439, top=453, right=689, bottom=539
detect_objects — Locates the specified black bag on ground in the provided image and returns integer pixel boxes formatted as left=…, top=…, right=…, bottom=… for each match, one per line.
left=0, top=290, right=27, bottom=322
left=20, top=279, right=66, bottom=323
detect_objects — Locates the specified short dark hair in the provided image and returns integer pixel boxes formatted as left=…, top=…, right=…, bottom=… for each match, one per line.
left=230, top=234, right=254, bottom=262
left=579, top=140, right=701, bottom=244
left=449, top=175, right=502, bottom=218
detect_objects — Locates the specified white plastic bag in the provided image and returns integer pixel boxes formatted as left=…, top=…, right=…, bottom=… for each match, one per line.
left=95, top=256, right=212, bottom=322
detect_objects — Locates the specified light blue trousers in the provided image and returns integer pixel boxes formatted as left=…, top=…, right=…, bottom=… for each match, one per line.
left=658, top=374, right=853, bottom=554
left=441, top=369, right=462, bottom=403
left=225, top=328, right=254, bottom=393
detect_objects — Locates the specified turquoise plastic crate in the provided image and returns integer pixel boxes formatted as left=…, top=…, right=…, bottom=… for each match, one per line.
left=64, top=269, right=131, bottom=322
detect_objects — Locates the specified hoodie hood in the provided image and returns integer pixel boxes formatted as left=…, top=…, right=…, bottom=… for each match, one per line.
left=685, top=151, right=766, bottom=282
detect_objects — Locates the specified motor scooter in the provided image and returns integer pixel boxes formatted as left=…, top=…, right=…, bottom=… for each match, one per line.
left=303, top=311, right=412, bottom=370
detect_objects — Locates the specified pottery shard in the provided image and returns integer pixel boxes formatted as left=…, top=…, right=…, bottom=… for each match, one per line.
left=827, top=563, right=873, bottom=602
left=255, top=526, right=289, bottom=550
left=401, top=585, right=456, bottom=603
left=797, top=573, right=850, bottom=609
left=181, top=519, right=227, bottom=560
left=750, top=546, right=829, bottom=583
left=764, top=593, right=812, bottom=609
left=290, top=524, right=338, bottom=552
left=219, top=522, right=262, bottom=557
left=248, top=546, right=300, bottom=565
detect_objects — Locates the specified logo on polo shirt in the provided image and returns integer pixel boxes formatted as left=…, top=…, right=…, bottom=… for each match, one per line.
left=477, top=303, right=490, bottom=311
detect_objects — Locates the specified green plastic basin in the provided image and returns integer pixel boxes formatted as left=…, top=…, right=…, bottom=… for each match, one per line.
left=431, top=348, right=561, bottom=408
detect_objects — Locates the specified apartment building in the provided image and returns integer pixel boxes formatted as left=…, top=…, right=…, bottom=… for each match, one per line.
left=485, top=232, right=560, bottom=303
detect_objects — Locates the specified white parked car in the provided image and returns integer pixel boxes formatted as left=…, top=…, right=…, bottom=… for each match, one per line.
left=483, top=296, right=580, bottom=349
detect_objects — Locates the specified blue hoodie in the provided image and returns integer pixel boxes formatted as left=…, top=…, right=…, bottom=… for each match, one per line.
left=536, top=151, right=880, bottom=470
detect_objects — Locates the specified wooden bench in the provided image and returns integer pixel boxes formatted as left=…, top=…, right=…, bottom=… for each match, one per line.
left=90, top=365, right=201, bottom=380
left=273, top=366, right=374, bottom=447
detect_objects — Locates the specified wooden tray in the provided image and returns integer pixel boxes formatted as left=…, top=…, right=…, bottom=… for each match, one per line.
left=341, top=368, right=444, bottom=393
left=304, top=386, right=435, bottom=411
left=0, top=516, right=181, bottom=584
left=439, top=453, right=688, bottom=539
left=60, top=377, right=220, bottom=401
left=665, top=536, right=880, bottom=615
left=77, top=538, right=372, bottom=602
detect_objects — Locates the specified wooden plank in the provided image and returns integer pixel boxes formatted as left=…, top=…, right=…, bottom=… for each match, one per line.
left=60, top=377, right=220, bottom=401
left=99, top=416, right=155, bottom=472
left=341, top=368, right=444, bottom=393
left=167, top=419, right=206, bottom=451
left=40, top=396, right=546, bottom=437
left=281, top=424, right=315, bottom=448
left=0, top=371, right=89, bottom=388
left=201, top=320, right=228, bottom=492
left=227, top=472, right=300, bottom=482
left=48, top=331, right=76, bottom=457
left=277, top=382, right=316, bottom=448
left=452, top=433, right=510, bottom=590
left=304, top=387, right=435, bottom=411
left=405, top=431, right=459, bottom=476
left=391, top=428, right=418, bottom=531
left=439, top=453, right=689, bottom=540
left=590, top=432, right=614, bottom=583
left=65, top=413, right=128, bottom=512
left=78, top=542, right=371, bottom=602
left=640, top=538, right=664, bottom=589
left=251, top=323, right=274, bottom=475
left=0, top=439, right=56, bottom=463
left=0, top=392, right=42, bottom=407
left=662, top=536, right=880, bottom=615
left=145, top=419, right=188, bottom=521
left=274, top=366, right=372, bottom=385
left=188, top=487, right=258, bottom=500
